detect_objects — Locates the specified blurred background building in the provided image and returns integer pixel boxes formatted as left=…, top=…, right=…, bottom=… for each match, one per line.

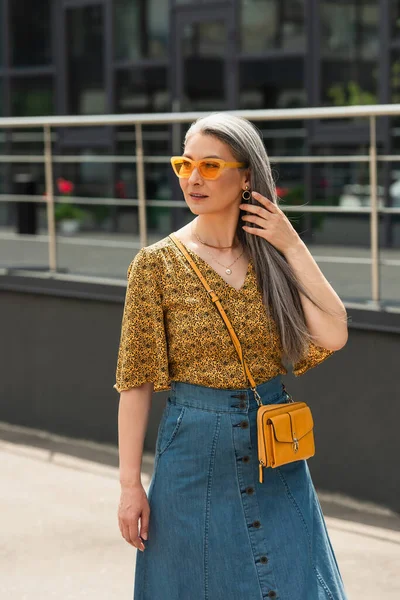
left=1, top=1, right=400, bottom=249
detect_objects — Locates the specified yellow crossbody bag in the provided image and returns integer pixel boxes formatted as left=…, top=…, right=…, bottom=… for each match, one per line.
left=169, top=233, right=316, bottom=483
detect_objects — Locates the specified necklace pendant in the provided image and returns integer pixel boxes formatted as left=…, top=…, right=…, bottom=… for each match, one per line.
left=225, top=268, right=232, bottom=275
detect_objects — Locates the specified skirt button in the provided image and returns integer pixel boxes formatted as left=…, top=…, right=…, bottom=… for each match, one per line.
left=260, top=556, right=268, bottom=564
left=253, top=520, right=261, bottom=528
left=242, top=455, right=250, bottom=463
left=245, top=486, right=255, bottom=495
left=240, top=420, right=249, bottom=429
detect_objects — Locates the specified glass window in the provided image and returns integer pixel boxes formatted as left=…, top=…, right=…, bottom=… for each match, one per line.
left=0, top=1, right=4, bottom=67
left=116, top=66, right=170, bottom=219
left=312, top=145, right=377, bottom=206
left=56, top=148, right=113, bottom=199
left=240, top=0, right=305, bottom=53
left=390, top=51, right=400, bottom=151
left=320, top=1, right=378, bottom=106
left=239, top=57, right=305, bottom=130
left=67, top=4, right=106, bottom=115
left=11, top=77, right=54, bottom=116
left=115, top=0, right=168, bottom=60
left=0, top=164, right=5, bottom=197
left=391, top=51, right=400, bottom=103
left=0, top=80, right=3, bottom=115
left=116, top=66, right=169, bottom=114
left=10, top=0, right=52, bottom=67
left=391, top=1, right=400, bottom=39
left=180, top=20, right=228, bottom=111
left=10, top=130, right=47, bottom=158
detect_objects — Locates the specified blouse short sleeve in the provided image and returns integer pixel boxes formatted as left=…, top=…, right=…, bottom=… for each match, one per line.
left=114, top=248, right=169, bottom=393
left=292, top=341, right=335, bottom=377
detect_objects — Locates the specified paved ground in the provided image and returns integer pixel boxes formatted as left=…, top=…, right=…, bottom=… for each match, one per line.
left=0, top=422, right=399, bottom=599
left=0, top=228, right=400, bottom=307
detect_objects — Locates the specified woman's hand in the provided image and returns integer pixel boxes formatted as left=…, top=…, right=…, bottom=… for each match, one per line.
left=118, top=483, right=150, bottom=551
left=240, top=191, right=302, bottom=256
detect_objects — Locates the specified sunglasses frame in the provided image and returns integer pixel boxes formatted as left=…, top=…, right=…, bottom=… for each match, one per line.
left=170, top=156, right=247, bottom=180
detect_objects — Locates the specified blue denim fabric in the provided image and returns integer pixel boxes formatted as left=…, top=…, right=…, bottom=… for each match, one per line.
left=134, top=375, right=348, bottom=600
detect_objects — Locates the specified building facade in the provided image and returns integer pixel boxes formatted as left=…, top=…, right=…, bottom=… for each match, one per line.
left=0, top=0, right=399, bottom=245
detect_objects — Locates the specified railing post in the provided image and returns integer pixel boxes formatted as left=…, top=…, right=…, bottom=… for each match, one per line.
left=369, top=116, right=380, bottom=305
left=44, top=125, right=57, bottom=273
left=135, top=123, right=147, bottom=248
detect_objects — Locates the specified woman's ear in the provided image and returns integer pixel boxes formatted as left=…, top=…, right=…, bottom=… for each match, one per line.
left=242, top=169, right=251, bottom=189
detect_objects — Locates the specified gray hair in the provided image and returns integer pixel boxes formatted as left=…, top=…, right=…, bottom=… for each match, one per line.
left=184, top=112, right=345, bottom=366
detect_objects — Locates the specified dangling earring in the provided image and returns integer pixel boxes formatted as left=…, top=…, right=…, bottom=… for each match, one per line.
left=242, top=185, right=251, bottom=201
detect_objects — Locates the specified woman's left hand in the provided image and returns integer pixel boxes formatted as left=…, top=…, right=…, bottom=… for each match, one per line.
left=239, top=191, right=302, bottom=256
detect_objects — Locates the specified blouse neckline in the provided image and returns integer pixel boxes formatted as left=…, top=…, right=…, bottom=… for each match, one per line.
left=170, top=234, right=252, bottom=293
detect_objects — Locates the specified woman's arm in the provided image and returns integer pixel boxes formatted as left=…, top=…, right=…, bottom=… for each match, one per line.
left=284, top=240, right=348, bottom=350
left=118, top=382, right=153, bottom=486
left=117, top=381, right=153, bottom=551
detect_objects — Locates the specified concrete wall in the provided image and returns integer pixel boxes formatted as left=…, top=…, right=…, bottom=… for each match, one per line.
left=0, top=275, right=399, bottom=512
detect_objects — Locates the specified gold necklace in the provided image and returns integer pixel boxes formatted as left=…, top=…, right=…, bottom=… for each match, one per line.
left=191, top=222, right=244, bottom=275
left=193, top=227, right=238, bottom=249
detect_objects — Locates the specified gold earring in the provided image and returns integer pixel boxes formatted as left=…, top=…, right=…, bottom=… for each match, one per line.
left=242, top=186, right=251, bottom=201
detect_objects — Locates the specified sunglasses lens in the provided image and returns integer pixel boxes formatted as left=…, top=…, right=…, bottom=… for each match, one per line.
left=172, top=159, right=192, bottom=177
left=199, top=161, right=221, bottom=179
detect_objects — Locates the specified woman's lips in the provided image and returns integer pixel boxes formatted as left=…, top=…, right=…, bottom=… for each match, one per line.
left=189, top=193, right=208, bottom=199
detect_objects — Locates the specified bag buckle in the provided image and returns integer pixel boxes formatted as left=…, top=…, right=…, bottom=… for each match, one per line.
left=282, top=383, right=294, bottom=403
left=251, top=386, right=262, bottom=406
left=292, top=435, right=299, bottom=453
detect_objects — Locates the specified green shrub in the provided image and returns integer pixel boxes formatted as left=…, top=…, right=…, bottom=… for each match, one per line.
left=54, top=203, right=86, bottom=222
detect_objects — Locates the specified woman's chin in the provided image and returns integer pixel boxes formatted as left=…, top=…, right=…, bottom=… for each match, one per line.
left=185, top=201, right=210, bottom=214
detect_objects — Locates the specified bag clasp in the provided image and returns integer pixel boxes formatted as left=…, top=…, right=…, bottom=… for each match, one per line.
left=251, top=386, right=262, bottom=406
left=282, top=383, right=294, bottom=403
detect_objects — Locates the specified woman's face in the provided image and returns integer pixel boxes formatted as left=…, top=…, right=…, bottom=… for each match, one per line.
left=179, top=133, right=249, bottom=216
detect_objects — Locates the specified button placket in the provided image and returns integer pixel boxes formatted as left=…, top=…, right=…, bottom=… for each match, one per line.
left=231, top=409, right=279, bottom=599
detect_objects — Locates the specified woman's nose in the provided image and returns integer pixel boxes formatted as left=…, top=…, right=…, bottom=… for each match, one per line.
left=188, top=167, right=203, bottom=184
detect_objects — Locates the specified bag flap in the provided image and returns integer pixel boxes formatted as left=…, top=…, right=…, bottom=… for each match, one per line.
left=268, top=407, right=314, bottom=443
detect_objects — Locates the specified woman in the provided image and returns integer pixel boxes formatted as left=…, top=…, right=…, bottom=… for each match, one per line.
left=115, top=113, right=349, bottom=600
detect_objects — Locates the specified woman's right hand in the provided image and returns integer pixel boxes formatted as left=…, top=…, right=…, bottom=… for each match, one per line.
left=118, top=483, right=150, bottom=551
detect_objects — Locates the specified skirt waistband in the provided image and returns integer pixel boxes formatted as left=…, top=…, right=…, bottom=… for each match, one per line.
left=169, top=375, right=286, bottom=413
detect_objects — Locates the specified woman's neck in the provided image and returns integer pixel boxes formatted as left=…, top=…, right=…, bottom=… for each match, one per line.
left=193, top=216, right=240, bottom=249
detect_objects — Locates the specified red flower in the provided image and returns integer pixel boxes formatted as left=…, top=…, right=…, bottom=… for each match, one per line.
left=276, top=186, right=289, bottom=198
left=115, top=180, right=127, bottom=199
left=57, top=178, right=74, bottom=195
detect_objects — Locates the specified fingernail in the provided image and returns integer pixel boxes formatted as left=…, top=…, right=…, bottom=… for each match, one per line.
left=142, top=533, right=148, bottom=540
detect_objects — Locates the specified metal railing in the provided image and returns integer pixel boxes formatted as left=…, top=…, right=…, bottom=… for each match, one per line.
left=1, top=104, right=400, bottom=308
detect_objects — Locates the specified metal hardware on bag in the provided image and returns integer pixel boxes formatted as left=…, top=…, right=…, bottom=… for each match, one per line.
left=259, top=459, right=265, bottom=483
left=292, top=435, right=299, bottom=453
left=206, top=289, right=220, bottom=303
left=282, top=383, right=294, bottom=403
left=251, top=386, right=262, bottom=406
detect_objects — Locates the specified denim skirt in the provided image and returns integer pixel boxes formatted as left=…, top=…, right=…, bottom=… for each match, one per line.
left=134, top=375, right=348, bottom=600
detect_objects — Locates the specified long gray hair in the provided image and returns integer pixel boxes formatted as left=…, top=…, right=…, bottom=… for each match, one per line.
left=184, top=112, right=345, bottom=366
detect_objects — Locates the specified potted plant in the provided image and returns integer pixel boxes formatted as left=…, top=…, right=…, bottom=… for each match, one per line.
left=55, top=178, right=86, bottom=234
left=55, top=202, right=86, bottom=234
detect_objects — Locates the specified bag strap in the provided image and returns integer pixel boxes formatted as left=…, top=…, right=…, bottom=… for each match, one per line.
left=169, top=233, right=257, bottom=391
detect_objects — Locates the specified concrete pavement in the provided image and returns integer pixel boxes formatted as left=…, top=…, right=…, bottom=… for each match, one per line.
left=1, top=423, right=399, bottom=600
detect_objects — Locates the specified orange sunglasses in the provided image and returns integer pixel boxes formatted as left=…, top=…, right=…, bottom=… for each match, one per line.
left=170, top=156, right=247, bottom=180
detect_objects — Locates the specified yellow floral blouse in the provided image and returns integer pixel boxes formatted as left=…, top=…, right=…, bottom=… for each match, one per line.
left=114, top=235, right=335, bottom=393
